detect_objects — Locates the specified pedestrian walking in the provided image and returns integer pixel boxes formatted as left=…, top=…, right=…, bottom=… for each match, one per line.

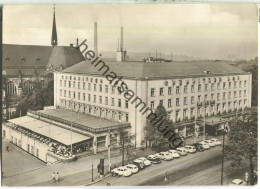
left=52, top=172, right=56, bottom=181
left=55, top=172, right=60, bottom=181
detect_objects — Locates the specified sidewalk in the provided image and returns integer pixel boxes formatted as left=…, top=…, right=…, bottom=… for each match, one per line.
left=2, top=135, right=222, bottom=186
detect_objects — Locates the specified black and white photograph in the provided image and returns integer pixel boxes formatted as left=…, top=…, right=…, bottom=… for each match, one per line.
left=1, top=2, right=258, bottom=186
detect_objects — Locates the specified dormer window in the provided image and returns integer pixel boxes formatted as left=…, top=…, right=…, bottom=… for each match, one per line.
left=36, top=56, right=40, bottom=62
left=21, top=56, right=26, bottom=62
left=5, top=56, right=9, bottom=62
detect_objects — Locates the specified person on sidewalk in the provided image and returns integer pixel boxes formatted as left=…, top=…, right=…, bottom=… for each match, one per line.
left=55, top=172, right=60, bottom=181
left=52, top=172, right=56, bottom=181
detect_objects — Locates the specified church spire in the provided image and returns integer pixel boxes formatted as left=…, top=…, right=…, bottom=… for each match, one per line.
left=51, top=5, right=58, bottom=47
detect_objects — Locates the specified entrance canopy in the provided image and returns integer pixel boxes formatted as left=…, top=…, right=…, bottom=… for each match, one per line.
left=8, top=116, right=90, bottom=146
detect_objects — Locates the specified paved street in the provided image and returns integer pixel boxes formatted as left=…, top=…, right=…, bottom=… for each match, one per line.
left=2, top=135, right=222, bottom=186
left=92, top=146, right=222, bottom=186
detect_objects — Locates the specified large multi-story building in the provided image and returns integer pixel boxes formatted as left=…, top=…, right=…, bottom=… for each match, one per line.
left=54, top=60, right=252, bottom=147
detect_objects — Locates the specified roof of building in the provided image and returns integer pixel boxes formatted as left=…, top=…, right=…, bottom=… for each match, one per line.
left=61, top=60, right=246, bottom=79
left=3, top=44, right=52, bottom=68
left=8, top=116, right=90, bottom=146
left=47, top=46, right=85, bottom=70
left=3, top=68, right=46, bottom=77
left=37, top=109, right=130, bottom=132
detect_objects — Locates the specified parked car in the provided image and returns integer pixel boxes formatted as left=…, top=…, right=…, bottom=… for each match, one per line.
left=204, top=140, right=216, bottom=147
left=229, top=179, right=246, bottom=186
left=168, top=150, right=181, bottom=158
left=195, top=145, right=204, bottom=152
left=210, top=138, right=221, bottom=146
left=133, top=159, right=145, bottom=169
left=176, top=147, right=188, bottom=156
left=184, top=145, right=196, bottom=153
left=126, top=164, right=139, bottom=174
left=198, top=141, right=211, bottom=149
left=154, top=152, right=174, bottom=161
left=138, top=157, right=152, bottom=166
left=147, top=155, right=161, bottom=164
left=111, top=166, right=132, bottom=177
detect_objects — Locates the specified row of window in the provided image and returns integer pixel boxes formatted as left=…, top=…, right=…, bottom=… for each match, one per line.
left=60, top=91, right=129, bottom=108
left=151, top=81, right=248, bottom=97
left=151, top=97, right=247, bottom=109
left=60, top=101, right=129, bottom=122
left=61, top=75, right=103, bottom=83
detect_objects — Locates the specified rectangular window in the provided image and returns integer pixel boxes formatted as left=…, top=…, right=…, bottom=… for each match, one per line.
left=118, top=99, right=121, bottom=107
left=126, top=114, right=129, bottom=122
left=191, top=85, right=194, bottom=93
left=118, top=113, right=122, bottom=121
left=151, top=101, right=154, bottom=109
left=244, top=90, right=246, bottom=97
left=112, top=86, right=115, bottom=94
left=176, top=98, right=180, bottom=106
left=105, top=97, right=108, bottom=105
left=223, top=82, right=226, bottom=89
left=244, top=81, right=247, bottom=87
left=94, top=84, right=97, bottom=91
left=94, top=95, right=96, bottom=103
left=191, top=96, right=194, bottom=104
left=60, top=80, right=62, bottom=87
left=168, top=99, right=172, bottom=107
left=211, top=83, right=214, bottom=90
left=239, top=81, right=242, bottom=88
left=184, top=86, right=187, bottom=93
left=73, top=92, right=75, bottom=98
left=198, top=95, right=201, bottom=102
left=99, top=84, right=102, bottom=92
left=176, top=86, right=180, bottom=94
left=223, top=92, right=226, bottom=100
left=99, top=96, right=102, bottom=104
left=83, top=82, right=86, bottom=90
left=105, top=85, right=108, bottom=93
left=83, top=93, right=86, bottom=100
left=217, top=83, right=220, bottom=90
left=198, top=84, right=201, bottom=92
left=160, top=88, right=164, bottom=96
left=228, top=92, right=231, bottom=99
left=234, top=91, right=237, bottom=98
left=69, top=91, right=71, bottom=98
left=229, top=82, right=232, bottom=89
left=239, top=90, right=242, bottom=97
left=183, top=97, right=187, bottom=105
left=217, top=93, right=220, bottom=100
left=204, top=95, right=208, bottom=101
left=168, top=87, right=172, bottom=95
left=73, top=81, right=76, bottom=88
left=151, top=88, right=155, bottom=97
left=64, top=80, right=66, bottom=87
left=205, top=84, right=208, bottom=91
left=234, top=81, right=237, bottom=88
left=211, top=94, right=214, bottom=100
left=78, top=82, right=80, bottom=89
left=111, top=98, right=115, bottom=106
left=78, top=92, right=80, bottom=100
left=160, top=100, right=163, bottom=105
left=88, top=83, right=91, bottom=90
left=88, top=94, right=91, bottom=102
left=125, top=100, right=128, bottom=109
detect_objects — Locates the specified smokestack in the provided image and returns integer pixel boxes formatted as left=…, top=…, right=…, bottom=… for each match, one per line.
left=76, top=38, right=79, bottom=47
left=120, top=27, right=123, bottom=51
left=94, top=22, right=98, bottom=55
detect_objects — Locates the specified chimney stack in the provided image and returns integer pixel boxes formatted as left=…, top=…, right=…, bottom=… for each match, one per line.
left=94, top=22, right=98, bottom=55
left=120, top=27, right=123, bottom=51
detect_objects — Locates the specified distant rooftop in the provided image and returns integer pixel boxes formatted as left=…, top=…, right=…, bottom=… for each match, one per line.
left=61, top=60, right=246, bottom=79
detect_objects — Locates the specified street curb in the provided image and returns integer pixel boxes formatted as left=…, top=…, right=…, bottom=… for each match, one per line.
left=81, top=174, right=111, bottom=186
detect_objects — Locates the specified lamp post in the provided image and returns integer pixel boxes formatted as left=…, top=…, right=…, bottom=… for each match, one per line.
left=245, top=172, right=249, bottom=185
left=221, top=125, right=228, bottom=185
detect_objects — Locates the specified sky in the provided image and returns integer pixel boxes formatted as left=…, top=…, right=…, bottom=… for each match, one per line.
left=3, top=4, right=258, bottom=60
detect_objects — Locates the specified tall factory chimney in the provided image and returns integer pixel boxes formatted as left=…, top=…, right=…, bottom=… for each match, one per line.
left=94, top=22, right=98, bottom=55
left=117, top=27, right=127, bottom=62
left=120, top=27, right=124, bottom=51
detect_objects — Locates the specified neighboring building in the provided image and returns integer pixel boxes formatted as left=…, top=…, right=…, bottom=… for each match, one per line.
left=2, top=6, right=84, bottom=117
left=53, top=60, right=252, bottom=147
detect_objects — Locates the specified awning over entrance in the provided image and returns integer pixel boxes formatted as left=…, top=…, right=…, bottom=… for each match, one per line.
left=8, top=116, right=90, bottom=146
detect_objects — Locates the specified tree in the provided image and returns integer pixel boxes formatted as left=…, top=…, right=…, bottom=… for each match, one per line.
left=225, top=108, right=257, bottom=185
left=145, top=103, right=174, bottom=151
left=115, top=127, right=134, bottom=166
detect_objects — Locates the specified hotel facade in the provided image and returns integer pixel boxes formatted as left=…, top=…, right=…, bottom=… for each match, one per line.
left=54, top=60, right=252, bottom=147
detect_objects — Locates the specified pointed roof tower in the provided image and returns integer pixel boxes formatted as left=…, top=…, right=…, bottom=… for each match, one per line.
left=51, top=5, right=58, bottom=47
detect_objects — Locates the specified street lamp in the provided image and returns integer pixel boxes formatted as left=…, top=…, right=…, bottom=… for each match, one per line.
left=245, top=172, right=249, bottom=185
left=221, top=124, right=228, bottom=185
